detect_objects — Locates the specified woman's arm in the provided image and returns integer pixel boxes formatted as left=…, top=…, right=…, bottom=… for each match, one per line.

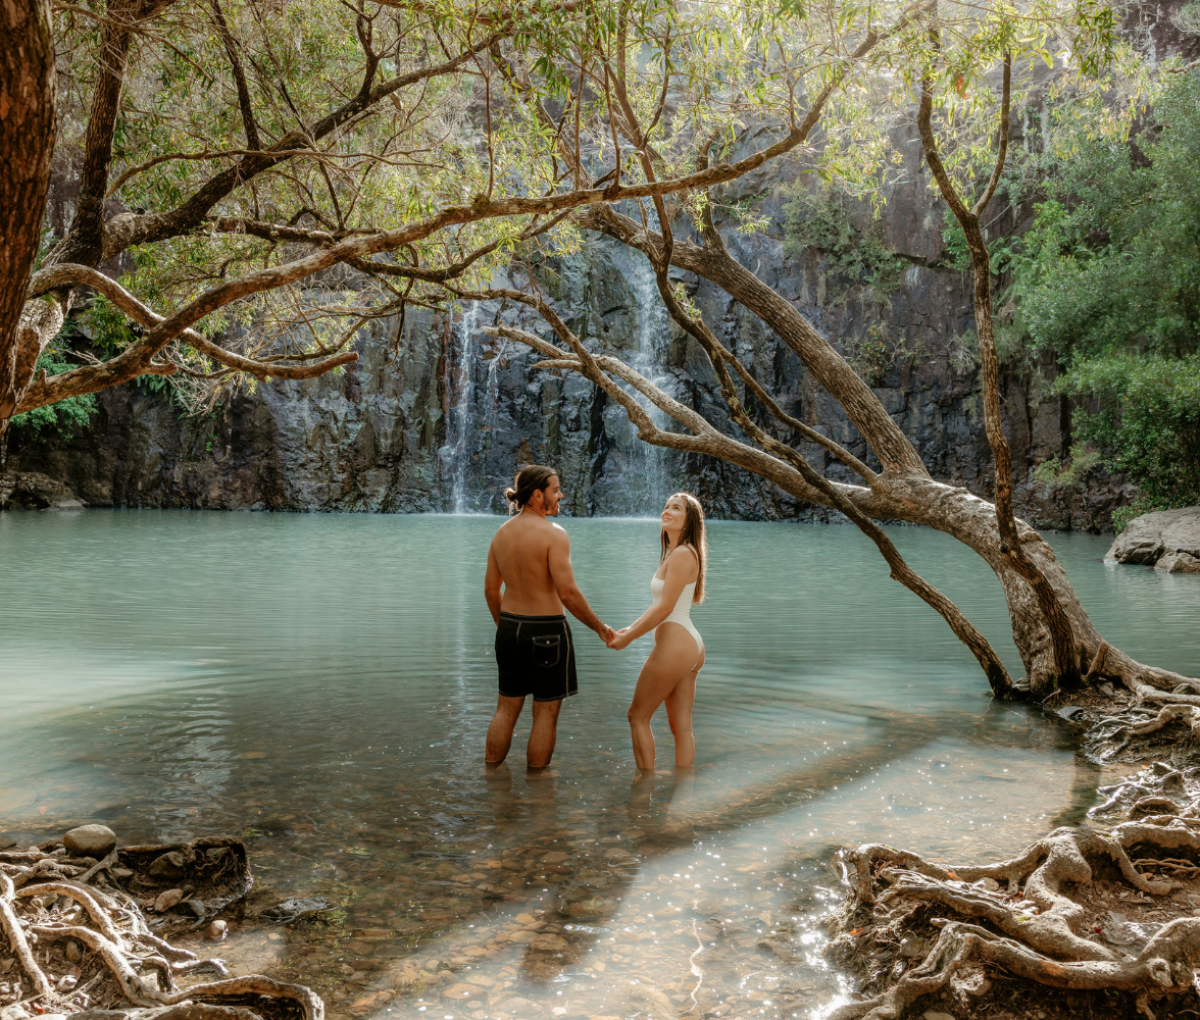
left=610, top=548, right=697, bottom=649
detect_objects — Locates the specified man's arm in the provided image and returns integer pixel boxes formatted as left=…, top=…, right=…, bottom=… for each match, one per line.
left=484, top=542, right=503, bottom=626
left=546, top=528, right=611, bottom=640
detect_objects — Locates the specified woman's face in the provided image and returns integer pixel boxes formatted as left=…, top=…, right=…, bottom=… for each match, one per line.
left=661, top=497, right=688, bottom=535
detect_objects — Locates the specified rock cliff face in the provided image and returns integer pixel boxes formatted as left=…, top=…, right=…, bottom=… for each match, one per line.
left=2, top=209, right=1130, bottom=527
left=2, top=194, right=1132, bottom=525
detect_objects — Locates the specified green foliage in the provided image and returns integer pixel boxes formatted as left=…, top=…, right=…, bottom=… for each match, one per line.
left=993, top=72, right=1200, bottom=511
left=9, top=351, right=98, bottom=435
left=1055, top=352, right=1200, bottom=508
left=82, top=295, right=140, bottom=351
left=1031, top=442, right=1102, bottom=490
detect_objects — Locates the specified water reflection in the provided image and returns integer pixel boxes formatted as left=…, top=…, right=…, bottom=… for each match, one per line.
left=2, top=511, right=1198, bottom=1019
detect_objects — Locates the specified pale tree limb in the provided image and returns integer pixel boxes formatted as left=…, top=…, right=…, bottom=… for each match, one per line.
left=24, top=265, right=358, bottom=384
left=0, top=874, right=52, bottom=999
left=510, top=43, right=1017, bottom=696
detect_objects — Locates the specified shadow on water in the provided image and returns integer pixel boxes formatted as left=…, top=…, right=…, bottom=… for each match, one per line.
left=3, top=511, right=1198, bottom=1019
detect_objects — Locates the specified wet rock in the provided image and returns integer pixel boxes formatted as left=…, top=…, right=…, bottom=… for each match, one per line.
left=1107, top=506, right=1200, bottom=565
left=63, top=825, right=116, bottom=859
left=261, top=896, right=331, bottom=921
left=149, top=851, right=187, bottom=880
left=757, top=938, right=796, bottom=961
left=496, top=997, right=539, bottom=1014
left=0, top=471, right=84, bottom=511
left=153, top=889, right=184, bottom=912
left=206, top=920, right=228, bottom=941
left=529, top=932, right=568, bottom=952
left=1156, top=550, right=1200, bottom=573
left=181, top=899, right=207, bottom=918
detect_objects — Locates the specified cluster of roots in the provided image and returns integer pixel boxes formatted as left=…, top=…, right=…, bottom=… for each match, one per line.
left=824, top=755, right=1200, bottom=1020
left=0, top=845, right=320, bottom=1020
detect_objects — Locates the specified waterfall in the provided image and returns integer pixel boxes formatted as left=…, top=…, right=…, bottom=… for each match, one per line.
left=627, top=260, right=673, bottom=514
left=441, top=304, right=481, bottom=513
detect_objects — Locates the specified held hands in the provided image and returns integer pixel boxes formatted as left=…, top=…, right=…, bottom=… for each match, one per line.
left=606, top=626, right=634, bottom=650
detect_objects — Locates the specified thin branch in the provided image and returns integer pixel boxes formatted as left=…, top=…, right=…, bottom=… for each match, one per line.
left=972, top=51, right=1011, bottom=217
left=209, top=0, right=260, bottom=151
left=24, top=265, right=358, bottom=383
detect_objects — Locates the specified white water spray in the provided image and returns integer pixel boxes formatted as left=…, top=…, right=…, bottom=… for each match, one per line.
left=628, top=260, right=674, bottom=513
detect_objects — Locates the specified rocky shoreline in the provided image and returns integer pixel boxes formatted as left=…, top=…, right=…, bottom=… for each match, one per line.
left=0, top=829, right=319, bottom=1020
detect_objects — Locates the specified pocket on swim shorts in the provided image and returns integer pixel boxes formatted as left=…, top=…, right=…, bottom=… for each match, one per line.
left=530, top=634, right=561, bottom=668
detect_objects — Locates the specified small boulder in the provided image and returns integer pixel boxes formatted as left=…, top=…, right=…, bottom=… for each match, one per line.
left=1156, top=550, right=1200, bottom=574
left=1107, top=506, right=1200, bottom=565
left=261, top=897, right=331, bottom=921
left=149, top=850, right=187, bottom=880
left=529, top=932, right=568, bottom=953
left=206, top=919, right=228, bottom=941
left=63, top=824, right=116, bottom=859
left=154, top=888, right=184, bottom=912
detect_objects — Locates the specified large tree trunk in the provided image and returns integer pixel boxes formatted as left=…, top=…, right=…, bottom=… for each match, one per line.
left=0, top=0, right=57, bottom=433
left=575, top=206, right=1179, bottom=694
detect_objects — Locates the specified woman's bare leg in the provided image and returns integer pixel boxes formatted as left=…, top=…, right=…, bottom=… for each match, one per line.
left=664, top=647, right=703, bottom=767
left=628, top=625, right=701, bottom=771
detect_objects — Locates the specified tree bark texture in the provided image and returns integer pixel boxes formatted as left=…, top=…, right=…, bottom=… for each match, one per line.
left=0, top=0, right=56, bottom=426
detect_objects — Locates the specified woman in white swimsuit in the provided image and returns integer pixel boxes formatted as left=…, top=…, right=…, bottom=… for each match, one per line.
left=607, top=493, right=707, bottom=769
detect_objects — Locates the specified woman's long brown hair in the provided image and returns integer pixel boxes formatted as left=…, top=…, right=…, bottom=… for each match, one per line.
left=659, top=492, right=707, bottom=603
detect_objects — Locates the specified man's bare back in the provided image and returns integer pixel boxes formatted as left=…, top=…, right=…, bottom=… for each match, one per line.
left=483, top=467, right=613, bottom=768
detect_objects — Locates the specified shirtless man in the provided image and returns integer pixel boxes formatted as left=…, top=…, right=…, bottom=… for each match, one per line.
left=484, top=464, right=614, bottom=768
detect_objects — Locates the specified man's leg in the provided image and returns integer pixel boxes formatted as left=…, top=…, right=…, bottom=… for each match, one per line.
left=526, top=698, right=562, bottom=768
left=486, top=695, right=526, bottom=764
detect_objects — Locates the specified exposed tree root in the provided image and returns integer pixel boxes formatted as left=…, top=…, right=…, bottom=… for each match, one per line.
left=829, top=763, right=1200, bottom=1019
left=0, top=846, right=320, bottom=1020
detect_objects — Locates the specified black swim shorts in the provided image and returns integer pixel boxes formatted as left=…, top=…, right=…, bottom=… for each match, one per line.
left=495, top=612, right=578, bottom=702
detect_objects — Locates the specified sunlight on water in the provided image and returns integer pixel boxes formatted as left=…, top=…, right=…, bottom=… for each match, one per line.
left=2, top=510, right=1198, bottom=1019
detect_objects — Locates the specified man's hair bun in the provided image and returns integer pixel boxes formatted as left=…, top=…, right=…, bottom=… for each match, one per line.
left=505, top=465, right=556, bottom=514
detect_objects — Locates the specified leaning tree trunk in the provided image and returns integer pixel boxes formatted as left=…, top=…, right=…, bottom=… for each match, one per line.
left=575, top=205, right=1186, bottom=696
left=0, top=0, right=57, bottom=437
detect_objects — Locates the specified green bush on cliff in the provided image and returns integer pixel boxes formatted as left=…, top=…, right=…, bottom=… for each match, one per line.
left=8, top=351, right=98, bottom=435
left=1007, top=71, right=1200, bottom=512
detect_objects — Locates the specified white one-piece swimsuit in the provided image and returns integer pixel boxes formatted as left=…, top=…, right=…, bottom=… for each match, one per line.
left=650, top=574, right=704, bottom=664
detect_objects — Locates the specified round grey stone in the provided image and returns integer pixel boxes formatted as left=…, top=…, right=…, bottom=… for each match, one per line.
left=63, top=824, right=116, bottom=858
